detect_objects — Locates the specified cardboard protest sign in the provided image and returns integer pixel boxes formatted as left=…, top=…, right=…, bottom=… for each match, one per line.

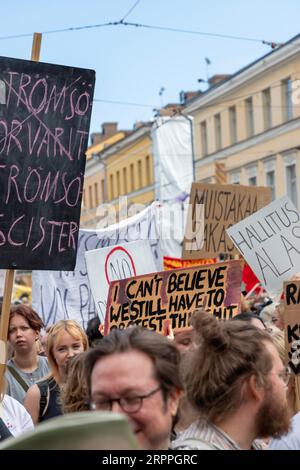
left=182, top=183, right=271, bottom=259
left=85, top=240, right=160, bottom=322
left=105, top=259, right=242, bottom=334
left=0, top=56, right=95, bottom=270
left=32, top=203, right=162, bottom=329
left=227, top=196, right=300, bottom=296
left=284, top=280, right=300, bottom=374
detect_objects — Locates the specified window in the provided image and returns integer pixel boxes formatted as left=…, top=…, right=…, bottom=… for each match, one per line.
left=262, top=88, right=272, bottom=130
left=266, top=170, right=275, bottom=200
left=116, top=171, right=121, bottom=195
left=94, top=182, right=99, bottom=206
left=89, top=186, right=93, bottom=208
left=130, top=164, right=135, bottom=192
left=123, top=168, right=128, bottom=194
left=247, top=165, right=257, bottom=186
left=146, top=155, right=151, bottom=185
left=138, top=160, right=142, bottom=188
left=110, top=174, right=114, bottom=199
left=101, top=179, right=105, bottom=201
left=229, top=106, right=237, bottom=144
left=230, top=170, right=240, bottom=185
left=200, top=121, right=208, bottom=156
left=214, top=113, right=222, bottom=151
left=83, top=189, right=86, bottom=207
left=264, top=159, right=276, bottom=201
left=282, top=78, right=293, bottom=122
left=245, top=97, right=254, bottom=137
left=285, top=160, right=298, bottom=207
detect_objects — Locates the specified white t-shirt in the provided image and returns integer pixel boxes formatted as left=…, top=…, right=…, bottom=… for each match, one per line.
left=1, top=394, right=34, bottom=437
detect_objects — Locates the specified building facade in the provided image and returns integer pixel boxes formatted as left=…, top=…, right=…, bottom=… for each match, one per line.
left=81, top=127, right=127, bottom=228
left=185, top=34, right=300, bottom=207
left=81, top=123, right=155, bottom=228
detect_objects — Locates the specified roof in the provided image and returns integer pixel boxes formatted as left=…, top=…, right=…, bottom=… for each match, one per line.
left=184, top=32, right=300, bottom=112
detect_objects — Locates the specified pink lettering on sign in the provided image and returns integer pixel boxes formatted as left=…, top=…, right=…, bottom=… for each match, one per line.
left=104, top=246, right=137, bottom=284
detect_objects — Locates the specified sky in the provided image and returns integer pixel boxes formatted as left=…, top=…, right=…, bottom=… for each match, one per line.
left=0, top=0, right=300, bottom=142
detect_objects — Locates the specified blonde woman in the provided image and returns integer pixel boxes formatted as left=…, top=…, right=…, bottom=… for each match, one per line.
left=24, top=320, right=88, bottom=425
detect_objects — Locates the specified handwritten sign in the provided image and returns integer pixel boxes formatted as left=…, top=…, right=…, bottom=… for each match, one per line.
left=227, top=196, right=300, bottom=295
left=182, top=183, right=271, bottom=258
left=105, top=259, right=242, bottom=334
left=85, top=240, right=159, bottom=322
left=32, top=203, right=162, bottom=329
left=284, top=280, right=300, bottom=374
left=0, top=56, right=95, bottom=270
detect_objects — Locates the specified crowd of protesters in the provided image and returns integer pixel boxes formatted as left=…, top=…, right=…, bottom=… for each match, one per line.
left=0, top=284, right=300, bottom=451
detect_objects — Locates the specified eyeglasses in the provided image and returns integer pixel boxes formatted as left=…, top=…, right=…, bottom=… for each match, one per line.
left=272, top=366, right=292, bottom=386
left=90, top=386, right=162, bottom=413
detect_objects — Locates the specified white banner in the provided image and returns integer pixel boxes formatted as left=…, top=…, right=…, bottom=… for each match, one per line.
left=152, top=116, right=194, bottom=202
left=86, top=240, right=158, bottom=322
left=227, top=196, right=300, bottom=296
left=32, top=203, right=162, bottom=329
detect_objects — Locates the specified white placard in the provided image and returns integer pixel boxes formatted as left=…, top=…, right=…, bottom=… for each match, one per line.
left=86, top=240, right=158, bottom=322
left=32, top=203, right=162, bottom=329
left=227, top=196, right=300, bottom=295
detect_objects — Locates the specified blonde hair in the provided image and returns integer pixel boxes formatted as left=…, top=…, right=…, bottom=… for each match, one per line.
left=47, top=320, right=88, bottom=383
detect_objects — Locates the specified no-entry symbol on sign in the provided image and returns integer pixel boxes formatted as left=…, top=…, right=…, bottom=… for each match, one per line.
left=104, top=246, right=137, bottom=283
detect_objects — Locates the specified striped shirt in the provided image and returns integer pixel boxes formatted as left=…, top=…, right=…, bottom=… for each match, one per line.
left=172, top=418, right=264, bottom=450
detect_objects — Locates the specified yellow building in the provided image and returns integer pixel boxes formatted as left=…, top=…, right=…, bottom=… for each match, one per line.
left=81, top=123, right=155, bottom=228
left=185, top=34, right=300, bottom=207
left=81, top=124, right=127, bottom=227
left=105, top=123, right=154, bottom=208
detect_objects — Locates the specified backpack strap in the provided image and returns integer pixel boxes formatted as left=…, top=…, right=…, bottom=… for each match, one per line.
left=7, top=366, right=29, bottom=392
left=37, top=380, right=50, bottom=420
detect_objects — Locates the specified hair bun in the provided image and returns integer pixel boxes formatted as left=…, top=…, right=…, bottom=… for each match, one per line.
left=191, top=309, right=230, bottom=352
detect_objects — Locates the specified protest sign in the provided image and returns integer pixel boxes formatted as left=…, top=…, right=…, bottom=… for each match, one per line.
left=227, top=196, right=300, bottom=296
left=85, top=240, right=159, bottom=322
left=182, top=183, right=271, bottom=259
left=32, top=203, right=162, bottom=328
left=284, top=280, right=300, bottom=374
left=105, top=259, right=242, bottom=334
left=0, top=56, right=95, bottom=270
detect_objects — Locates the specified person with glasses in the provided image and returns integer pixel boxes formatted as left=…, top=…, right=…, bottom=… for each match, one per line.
left=172, top=309, right=292, bottom=450
left=85, top=327, right=182, bottom=450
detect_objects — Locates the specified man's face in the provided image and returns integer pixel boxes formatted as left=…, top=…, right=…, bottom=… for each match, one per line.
left=90, top=350, right=180, bottom=450
left=255, top=341, right=291, bottom=438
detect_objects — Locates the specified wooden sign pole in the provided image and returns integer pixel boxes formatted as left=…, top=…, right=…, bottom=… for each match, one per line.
left=0, top=32, right=42, bottom=394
